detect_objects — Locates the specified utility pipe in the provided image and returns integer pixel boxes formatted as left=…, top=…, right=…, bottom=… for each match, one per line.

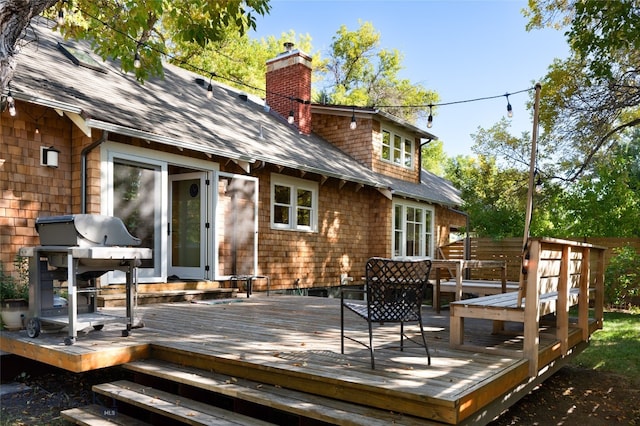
left=80, top=130, right=109, bottom=214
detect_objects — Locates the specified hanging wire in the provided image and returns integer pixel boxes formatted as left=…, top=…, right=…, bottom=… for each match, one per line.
left=48, top=4, right=537, bottom=116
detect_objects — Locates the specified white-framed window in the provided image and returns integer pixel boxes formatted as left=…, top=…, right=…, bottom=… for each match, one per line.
left=381, top=129, right=414, bottom=168
left=271, top=173, right=318, bottom=232
left=392, top=201, right=434, bottom=258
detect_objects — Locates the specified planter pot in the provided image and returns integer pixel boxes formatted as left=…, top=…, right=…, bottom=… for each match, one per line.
left=1, top=299, right=29, bottom=331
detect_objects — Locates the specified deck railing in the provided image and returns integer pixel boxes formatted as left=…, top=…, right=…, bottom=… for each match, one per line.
left=450, top=237, right=606, bottom=377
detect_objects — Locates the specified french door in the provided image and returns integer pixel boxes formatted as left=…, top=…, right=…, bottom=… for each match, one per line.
left=169, top=172, right=209, bottom=280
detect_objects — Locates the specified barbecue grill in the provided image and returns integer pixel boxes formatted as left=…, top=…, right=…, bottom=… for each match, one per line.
left=19, top=214, right=152, bottom=345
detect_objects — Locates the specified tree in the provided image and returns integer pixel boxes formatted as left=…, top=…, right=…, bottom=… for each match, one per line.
left=524, top=0, right=640, bottom=181
left=445, top=154, right=528, bottom=238
left=0, top=0, right=271, bottom=93
left=421, top=140, right=448, bottom=177
left=555, top=129, right=640, bottom=237
left=317, top=21, right=438, bottom=124
left=174, top=27, right=321, bottom=98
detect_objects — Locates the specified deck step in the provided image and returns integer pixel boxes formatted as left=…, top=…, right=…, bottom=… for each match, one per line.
left=123, top=359, right=431, bottom=426
left=93, top=380, right=275, bottom=425
left=61, top=404, right=150, bottom=425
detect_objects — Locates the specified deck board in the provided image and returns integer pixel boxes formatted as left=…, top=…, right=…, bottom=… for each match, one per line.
left=0, top=294, right=595, bottom=424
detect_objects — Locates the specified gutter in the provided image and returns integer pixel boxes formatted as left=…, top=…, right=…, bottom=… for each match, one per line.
left=81, top=130, right=108, bottom=214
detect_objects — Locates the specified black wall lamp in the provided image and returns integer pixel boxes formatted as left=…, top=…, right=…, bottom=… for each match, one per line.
left=41, top=146, right=60, bottom=168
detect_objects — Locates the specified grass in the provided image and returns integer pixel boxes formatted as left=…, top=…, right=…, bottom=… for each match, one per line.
left=573, top=309, right=640, bottom=383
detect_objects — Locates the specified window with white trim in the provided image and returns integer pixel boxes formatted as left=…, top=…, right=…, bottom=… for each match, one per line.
left=381, top=129, right=414, bottom=168
left=392, top=201, right=434, bottom=258
left=271, top=174, right=318, bottom=232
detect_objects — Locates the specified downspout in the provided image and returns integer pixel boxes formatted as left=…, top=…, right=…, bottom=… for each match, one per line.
left=80, top=130, right=109, bottom=214
left=419, top=138, right=433, bottom=176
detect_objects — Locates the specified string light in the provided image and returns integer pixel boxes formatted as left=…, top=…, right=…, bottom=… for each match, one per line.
left=57, top=8, right=65, bottom=26
left=133, top=50, right=141, bottom=69
left=534, top=169, right=543, bottom=193
left=350, top=108, right=357, bottom=130
left=57, top=5, right=536, bottom=126
left=207, top=74, right=214, bottom=99
left=7, top=90, right=16, bottom=117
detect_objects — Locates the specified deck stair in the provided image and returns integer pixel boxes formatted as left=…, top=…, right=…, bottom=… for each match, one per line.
left=61, top=404, right=151, bottom=425
left=62, top=358, right=434, bottom=426
left=97, top=282, right=238, bottom=307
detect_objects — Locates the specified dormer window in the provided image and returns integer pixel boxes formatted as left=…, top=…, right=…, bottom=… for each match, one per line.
left=381, top=129, right=414, bottom=169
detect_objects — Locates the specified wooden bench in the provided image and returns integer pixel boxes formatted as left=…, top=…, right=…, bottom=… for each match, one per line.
left=449, top=238, right=606, bottom=377
left=431, top=259, right=516, bottom=313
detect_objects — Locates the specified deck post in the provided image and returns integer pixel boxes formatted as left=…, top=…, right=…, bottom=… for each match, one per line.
left=434, top=267, right=441, bottom=313
left=524, top=239, right=541, bottom=377
left=594, top=248, right=605, bottom=330
left=450, top=311, right=464, bottom=346
left=491, top=262, right=508, bottom=333
left=578, top=247, right=591, bottom=341
left=454, top=261, right=464, bottom=302
left=557, top=245, right=570, bottom=354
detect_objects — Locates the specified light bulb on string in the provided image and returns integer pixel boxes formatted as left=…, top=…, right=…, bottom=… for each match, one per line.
left=7, top=90, right=16, bottom=117
left=207, top=75, right=214, bottom=99
left=133, top=51, right=141, bottom=69
left=287, top=98, right=295, bottom=124
left=57, top=8, right=65, bottom=25
left=350, top=108, right=357, bottom=130
left=427, top=104, right=433, bottom=128
left=534, top=170, right=543, bottom=193
left=506, top=94, right=513, bottom=118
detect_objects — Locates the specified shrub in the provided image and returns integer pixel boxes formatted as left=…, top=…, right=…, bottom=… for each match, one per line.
left=605, top=245, right=640, bottom=308
left=0, top=257, right=29, bottom=301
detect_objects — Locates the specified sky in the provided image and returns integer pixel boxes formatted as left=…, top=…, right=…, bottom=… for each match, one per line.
left=250, top=0, right=570, bottom=157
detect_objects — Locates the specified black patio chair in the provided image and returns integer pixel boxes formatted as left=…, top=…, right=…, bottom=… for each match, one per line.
left=340, top=257, right=432, bottom=369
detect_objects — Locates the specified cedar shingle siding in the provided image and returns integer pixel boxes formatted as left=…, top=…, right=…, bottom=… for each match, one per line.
left=1, top=19, right=465, bottom=290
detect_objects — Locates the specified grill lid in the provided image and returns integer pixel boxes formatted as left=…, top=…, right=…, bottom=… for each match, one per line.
left=36, top=214, right=141, bottom=247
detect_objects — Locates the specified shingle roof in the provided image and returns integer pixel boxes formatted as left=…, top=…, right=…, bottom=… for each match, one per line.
left=10, top=18, right=461, bottom=208
left=363, top=170, right=460, bottom=208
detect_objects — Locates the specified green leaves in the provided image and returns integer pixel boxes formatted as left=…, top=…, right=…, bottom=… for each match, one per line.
left=320, top=21, right=438, bottom=123
left=48, top=0, right=270, bottom=81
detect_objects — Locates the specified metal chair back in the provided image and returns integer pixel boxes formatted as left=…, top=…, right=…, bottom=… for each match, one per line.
left=341, top=257, right=432, bottom=369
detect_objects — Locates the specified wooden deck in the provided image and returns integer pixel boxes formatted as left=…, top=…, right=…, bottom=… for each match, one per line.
left=0, top=294, right=598, bottom=425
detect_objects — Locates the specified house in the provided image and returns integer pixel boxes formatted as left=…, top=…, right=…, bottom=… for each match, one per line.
left=0, top=18, right=465, bottom=293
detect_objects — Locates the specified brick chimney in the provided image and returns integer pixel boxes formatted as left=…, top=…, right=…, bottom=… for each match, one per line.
left=266, top=43, right=312, bottom=135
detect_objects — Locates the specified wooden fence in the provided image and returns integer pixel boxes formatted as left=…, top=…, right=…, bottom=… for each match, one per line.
left=440, top=237, right=640, bottom=282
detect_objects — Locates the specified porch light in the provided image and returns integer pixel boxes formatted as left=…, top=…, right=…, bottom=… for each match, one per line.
left=41, top=146, right=60, bottom=168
